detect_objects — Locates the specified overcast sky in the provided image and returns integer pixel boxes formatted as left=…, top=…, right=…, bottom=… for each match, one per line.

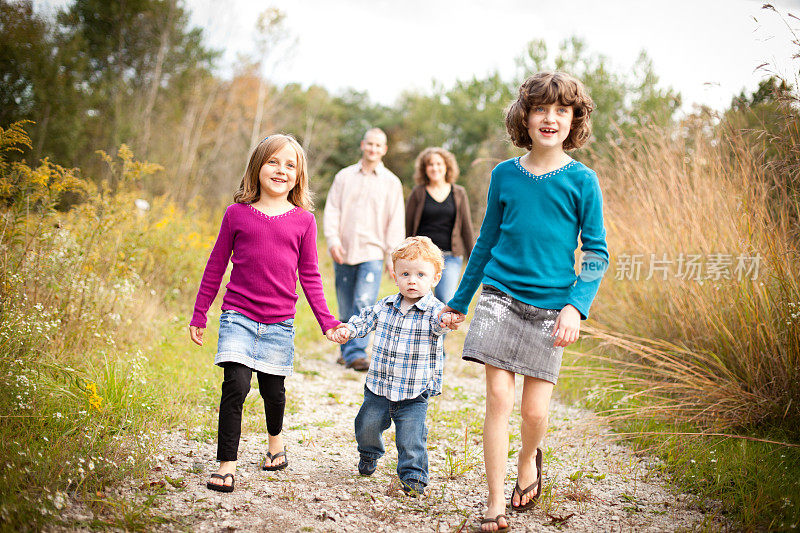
left=186, top=0, right=798, bottom=111
left=38, top=0, right=800, bottom=111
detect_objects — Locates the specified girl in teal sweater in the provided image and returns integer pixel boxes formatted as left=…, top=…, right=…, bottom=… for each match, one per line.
left=442, top=72, right=608, bottom=532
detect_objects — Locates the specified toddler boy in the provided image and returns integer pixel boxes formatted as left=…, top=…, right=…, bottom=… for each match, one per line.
left=330, top=236, right=454, bottom=495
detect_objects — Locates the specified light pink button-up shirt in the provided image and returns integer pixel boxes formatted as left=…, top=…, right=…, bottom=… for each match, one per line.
left=323, top=161, right=405, bottom=265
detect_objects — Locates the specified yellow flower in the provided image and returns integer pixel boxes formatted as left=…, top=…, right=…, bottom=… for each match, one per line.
left=85, top=381, right=103, bottom=411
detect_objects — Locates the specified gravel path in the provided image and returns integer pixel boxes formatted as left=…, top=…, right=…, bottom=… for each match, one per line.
left=59, top=330, right=728, bottom=532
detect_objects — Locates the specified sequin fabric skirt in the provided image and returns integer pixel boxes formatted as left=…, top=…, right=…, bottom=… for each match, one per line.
left=462, top=285, right=564, bottom=384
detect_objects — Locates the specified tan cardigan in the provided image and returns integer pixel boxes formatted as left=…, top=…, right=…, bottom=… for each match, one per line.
left=405, top=184, right=475, bottom=260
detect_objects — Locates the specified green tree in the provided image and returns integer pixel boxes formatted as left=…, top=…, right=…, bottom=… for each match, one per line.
left=516, top=37, right=681, bottom=147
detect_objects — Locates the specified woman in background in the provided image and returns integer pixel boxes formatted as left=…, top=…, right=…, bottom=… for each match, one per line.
left=405, top=147, right=475, bottom=303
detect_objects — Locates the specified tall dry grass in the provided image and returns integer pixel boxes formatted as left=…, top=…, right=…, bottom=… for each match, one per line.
left=577, top=108, right=800, bottom=430
left=0, top=121, right=220, bottom=527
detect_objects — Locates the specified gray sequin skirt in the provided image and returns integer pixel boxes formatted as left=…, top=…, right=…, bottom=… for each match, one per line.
left=462, top=285, right=564, bottom=384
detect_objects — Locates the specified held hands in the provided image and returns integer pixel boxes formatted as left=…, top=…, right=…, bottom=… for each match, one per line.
left=326, top=324, right=351, bottom=344
left=552, top=304, right=581, bottom=347
left=189, top=325, right=204, bottom=346
left=437, top=306, right=465, bottom=330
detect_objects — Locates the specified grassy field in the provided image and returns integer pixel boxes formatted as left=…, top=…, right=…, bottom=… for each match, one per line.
left=1, top=110, right=799, bottom=531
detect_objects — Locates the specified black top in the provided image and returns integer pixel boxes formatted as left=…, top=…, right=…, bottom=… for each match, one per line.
left=416, top=189, right=456, bottom=251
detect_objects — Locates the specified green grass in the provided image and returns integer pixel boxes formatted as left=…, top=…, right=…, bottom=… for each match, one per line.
left=558, top=348, right=800, bottom=531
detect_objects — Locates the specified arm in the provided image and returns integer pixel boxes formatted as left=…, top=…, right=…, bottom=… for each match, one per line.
left=447, top=170, right=504, bottom=314
left=189, top=209, right=234, bottom=330
left=384, top=179, right=406, bottom=273
left=323, top=173, right=345, bottom=262
left=298, top=215, right=341, bottom=334
left=345, top=301, right=381, bottom=339
left=459, top=187, right=476, bottom=260
left=405, top=187, right=418, bottom=238
left=565, top=173, right=609, bottom=319
left=553, top=174, right=609, bottom=347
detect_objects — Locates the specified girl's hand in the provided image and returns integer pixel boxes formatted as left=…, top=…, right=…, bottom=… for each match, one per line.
left=552, top=305, right=581, bottom=347
left=328, top=324, right=351, bottom=344
left=189, top=325, right=204, bottom=346
left=438, top=306, right=465, bottom=330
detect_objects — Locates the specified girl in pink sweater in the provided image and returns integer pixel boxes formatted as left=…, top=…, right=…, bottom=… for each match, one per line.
left=189, top=134, right=340, bottom=493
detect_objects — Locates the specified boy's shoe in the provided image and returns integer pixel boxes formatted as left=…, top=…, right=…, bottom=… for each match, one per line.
left=400, top=478, right=426, bottom=497
left=346, top=357, right=370, bottom=371
left=358, top=456, right=377, bottom=476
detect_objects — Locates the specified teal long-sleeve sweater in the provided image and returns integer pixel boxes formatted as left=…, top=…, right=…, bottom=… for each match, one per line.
left=448, top=157, right=609, bottom=319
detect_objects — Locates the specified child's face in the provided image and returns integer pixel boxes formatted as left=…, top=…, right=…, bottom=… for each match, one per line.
left=392, top=257, right=441, bottom=303
left=526, top=102, right=574, bottom=151
left=259, top=144, right=298, bottom=201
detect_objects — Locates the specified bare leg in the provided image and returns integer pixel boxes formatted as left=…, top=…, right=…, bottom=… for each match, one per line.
left=511, top=376, right=553, bottom=508
left=481, top=364, right=516, bottom=532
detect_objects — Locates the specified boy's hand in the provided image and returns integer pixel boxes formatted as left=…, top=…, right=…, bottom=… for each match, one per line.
left=552, top=304, right=581, bottom=347
left=438, top=306, right=465, bottom=330
left=329, top=324, right=351, bottom=344
left=189, top=325, right=204, bottom=346
left=325, top=326, right=347, bottom=343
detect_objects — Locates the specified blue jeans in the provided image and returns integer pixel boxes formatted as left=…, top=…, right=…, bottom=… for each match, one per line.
left=434, top=253, right=463, bottom=304
left=334, top=260, right=383, bottom=364
left=355, top=386, right=430, bottom=486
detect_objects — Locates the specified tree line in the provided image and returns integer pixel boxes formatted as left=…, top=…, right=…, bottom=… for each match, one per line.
left=2, top=0, right=793, bottom=218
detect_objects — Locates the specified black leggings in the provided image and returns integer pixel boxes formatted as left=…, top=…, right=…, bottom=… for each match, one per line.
left=217, top=362, right=286, bottom=462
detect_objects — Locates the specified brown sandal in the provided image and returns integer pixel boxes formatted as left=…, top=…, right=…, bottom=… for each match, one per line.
left=476, top=514, right=510, bottom=532
left=510, top=447, right=542, bottom=511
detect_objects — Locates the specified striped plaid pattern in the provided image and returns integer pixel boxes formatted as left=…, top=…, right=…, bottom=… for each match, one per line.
left=346, top=291, right=447, bottom=401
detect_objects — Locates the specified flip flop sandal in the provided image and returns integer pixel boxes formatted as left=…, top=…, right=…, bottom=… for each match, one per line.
left=511, top=447, right=543, bottom=511
left=262, top=449, right=289, bottom=471
left=475, top=514, right=510, bottom=532
left=206, top=472, right=235, bottom=493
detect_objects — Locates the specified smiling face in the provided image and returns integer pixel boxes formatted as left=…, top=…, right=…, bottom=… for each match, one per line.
left=526, top=102, right=574, bottom=151
left=425, top=153, right=448, bottom=185
left=360, top=130, right=388, bottom=164
left=258, top=143, right=298, bottom=201
left=392, top=257, right=441, bottom=304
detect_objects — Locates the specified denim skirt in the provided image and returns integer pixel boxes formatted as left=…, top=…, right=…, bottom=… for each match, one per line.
left=215, top=310, right=295, bottom=376
left=462, top=285, right=564, bottom=384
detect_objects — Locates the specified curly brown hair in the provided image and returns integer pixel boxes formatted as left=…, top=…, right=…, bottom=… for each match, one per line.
left=412, top=147, right=460, bottom=185
left=505, top=71, right=595, bottom=151
left=233, top=134, right=313, bottom=211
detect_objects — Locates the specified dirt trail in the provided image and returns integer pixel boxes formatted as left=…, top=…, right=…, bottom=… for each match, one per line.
left=58, top=332, right=728, bottom=532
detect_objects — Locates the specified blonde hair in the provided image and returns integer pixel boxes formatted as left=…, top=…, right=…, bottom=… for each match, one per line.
left=391, top=236, right=444, bottom=275
left=505, top=71, right=594, bottom=151
left=233, top=134, right=313, bottom=210
left=412, top=147, right=460, bottom=185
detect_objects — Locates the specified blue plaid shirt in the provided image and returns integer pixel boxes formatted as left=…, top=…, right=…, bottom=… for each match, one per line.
left=346, top=291, right=447, bottom=401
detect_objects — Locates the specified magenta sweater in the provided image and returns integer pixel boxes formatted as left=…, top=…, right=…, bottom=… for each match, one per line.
left=190, top=203, right=340, bottom=333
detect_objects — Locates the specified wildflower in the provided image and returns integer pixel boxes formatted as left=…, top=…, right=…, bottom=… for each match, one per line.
left=84, top=381, right=103, bottom=411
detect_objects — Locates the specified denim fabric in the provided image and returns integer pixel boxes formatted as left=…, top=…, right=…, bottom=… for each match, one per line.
left=434, top=253, right=463, bottom=304
left=215, top=310, right=295, bottom=376
left=355, top=386, right=430, bottom=486
left=333, top=260, right=383, bottom=364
